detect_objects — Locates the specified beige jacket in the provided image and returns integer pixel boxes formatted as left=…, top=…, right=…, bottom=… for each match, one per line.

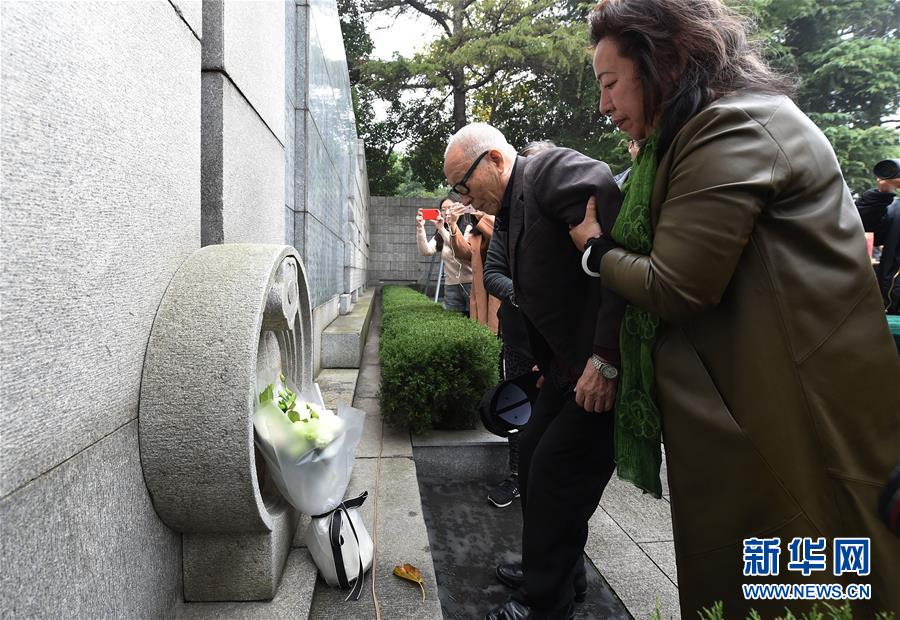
left=600, top=91, right=900, bottom=617
left=416, top=223, right=472, bottom=286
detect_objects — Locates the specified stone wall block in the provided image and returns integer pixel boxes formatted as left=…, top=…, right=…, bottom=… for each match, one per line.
left=285, top=0, right=296, bottom=106
left=368, top=197, right=437, bottom=284
left=170, top=0, right=202, bottom=38
left=284, top=206, right=296, bottom=248
left=294, top=3, right=308, bottom=109
left=0, top=0, right=200, bottom=497
left=293, top=108, right=308, bottom=214
left=285, top=97, right=295, bottom=212
left=293, top=210, right=308, bottom=257
left=202, top=0, right=285, bottom=143
left=182, top=505, right=299, bottom=601
left=0, top=422, right=180, bottom=618
left=305, top=215, right=342, bottom=307
left=305, top=114, right=341, bottom=234
left=201, top=73, right=285, bottom=245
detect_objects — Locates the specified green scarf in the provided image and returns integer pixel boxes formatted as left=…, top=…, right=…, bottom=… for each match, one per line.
left=609, top=134, right=663, bottom=498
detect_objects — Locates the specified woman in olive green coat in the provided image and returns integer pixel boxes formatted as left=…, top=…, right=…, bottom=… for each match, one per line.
left=571, top=0, right=900, bottom=616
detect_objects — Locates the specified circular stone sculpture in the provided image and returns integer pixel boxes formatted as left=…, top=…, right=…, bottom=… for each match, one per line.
left=139, top=244, right=313, bottom=600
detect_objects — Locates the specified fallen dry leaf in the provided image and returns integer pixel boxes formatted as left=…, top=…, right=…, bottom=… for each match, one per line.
left=393, top=563, right=426, bottom=600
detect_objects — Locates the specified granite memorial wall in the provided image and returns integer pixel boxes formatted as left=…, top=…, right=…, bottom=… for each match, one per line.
left=0, top=0, right=368, bottom=615
left=290, top=0, right=370, bottom=373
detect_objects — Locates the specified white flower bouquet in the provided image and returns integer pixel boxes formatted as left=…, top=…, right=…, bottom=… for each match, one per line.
left=253, top=374, right=365, bottom=515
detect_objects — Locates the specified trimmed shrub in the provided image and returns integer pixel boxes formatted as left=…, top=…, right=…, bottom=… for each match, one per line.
left=379, top=286, right=501, bottom=433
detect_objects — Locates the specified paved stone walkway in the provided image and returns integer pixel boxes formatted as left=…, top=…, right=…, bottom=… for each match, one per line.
left=415, top=427, right=681, bottom=619
left=181, top=290, right=682, bottom=619
left=590, top=456, right=680, bottom=619
left=309, top=293, right=443, bottom=620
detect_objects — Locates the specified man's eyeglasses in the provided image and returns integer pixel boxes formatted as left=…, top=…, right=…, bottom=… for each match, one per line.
left=451, top=150, right=489, bottom=196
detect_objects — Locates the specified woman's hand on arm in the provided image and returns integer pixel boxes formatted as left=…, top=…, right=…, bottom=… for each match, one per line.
left=569, top=196, right=603, bottom=250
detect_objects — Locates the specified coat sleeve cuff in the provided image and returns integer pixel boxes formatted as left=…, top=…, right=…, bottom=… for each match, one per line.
left=582, top=236, right=619, bottom=276
left=592, top=347, right=620, bottom=365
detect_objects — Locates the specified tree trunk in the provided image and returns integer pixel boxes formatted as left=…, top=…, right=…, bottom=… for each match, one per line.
left=452, top=78, right=466, bottom=131
left=451, top=0, right=466, bottom=131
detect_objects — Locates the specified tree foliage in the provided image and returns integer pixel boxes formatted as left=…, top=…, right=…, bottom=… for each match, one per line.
left=344, top=0, right=899, bottom=195
left=339, top=0, right=406, bottom=195
left=362, top=0, right=585, bottom=128
left=741, top=0, right=900, bottom=192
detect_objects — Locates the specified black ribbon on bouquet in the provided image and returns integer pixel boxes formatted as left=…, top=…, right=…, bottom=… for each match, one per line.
left=313, top=491, right=369, bottom=601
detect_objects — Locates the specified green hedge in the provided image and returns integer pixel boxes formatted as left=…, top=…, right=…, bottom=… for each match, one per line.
left=379, top=286, right=501, bottom=433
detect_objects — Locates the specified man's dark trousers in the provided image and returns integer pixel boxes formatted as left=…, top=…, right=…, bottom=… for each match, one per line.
left=515, top=377, right=616, bottom=617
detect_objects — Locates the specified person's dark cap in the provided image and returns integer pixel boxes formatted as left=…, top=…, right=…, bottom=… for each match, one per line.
left=479, top=371, right=541, bottom=437
left=873, top=158, right=900, bottom=180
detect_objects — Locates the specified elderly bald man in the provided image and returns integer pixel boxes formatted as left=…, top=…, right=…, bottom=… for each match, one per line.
left=444, top=123, right=625, bottom=620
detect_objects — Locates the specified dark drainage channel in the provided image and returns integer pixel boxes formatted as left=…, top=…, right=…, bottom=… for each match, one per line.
left=415, top=444, right=631, bottom=619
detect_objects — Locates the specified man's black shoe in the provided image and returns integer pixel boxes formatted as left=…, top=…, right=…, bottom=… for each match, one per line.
left=496, top=562, right=526, bottom=589
left=485, top=597, right=531, bottom=620
left=484, top=597, right=575, bottom=620
left=496, top=563, right=586, bottom=603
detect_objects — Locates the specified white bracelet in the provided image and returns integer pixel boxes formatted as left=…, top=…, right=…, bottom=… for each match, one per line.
left=581, top=245, right=601, bottom=278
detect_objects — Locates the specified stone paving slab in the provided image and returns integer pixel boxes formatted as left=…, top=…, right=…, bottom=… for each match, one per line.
left=414, top=444, right=509, bottom=483
left=177, top=548, right=318, bottom=619
left=417, top=472, right=629, bottom=620
left=354, top=397, right=413, bottom=459
left=639, top=541, right=679, bottom=586
left=599, top=476, right=674, bottom=544
left=316, top=368, right=360, bottom=409
left=587, top=476, right=680, bottom=620
left=356, top=360, right=381, bottom=399
left=585, top=540, right=680, bottom=620
left=587, top=504, right=636, bottom=553
left=361, top=336, right=380, bottom=359
left=660, top=447, right=671, bottom=498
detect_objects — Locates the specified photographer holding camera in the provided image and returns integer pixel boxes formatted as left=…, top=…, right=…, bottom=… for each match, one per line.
left=446, top=203, right=501, bottom=334
left=856, top=158, right=900, bottom=314
left=416, top=197, right=474, bottom=315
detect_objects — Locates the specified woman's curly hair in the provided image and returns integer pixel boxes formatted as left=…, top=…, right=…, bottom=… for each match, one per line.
left=589, top=0, right=794, bottom=153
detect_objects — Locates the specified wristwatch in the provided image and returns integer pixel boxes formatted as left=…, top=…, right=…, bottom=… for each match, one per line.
left=590, top=354, right=619, bottom=380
